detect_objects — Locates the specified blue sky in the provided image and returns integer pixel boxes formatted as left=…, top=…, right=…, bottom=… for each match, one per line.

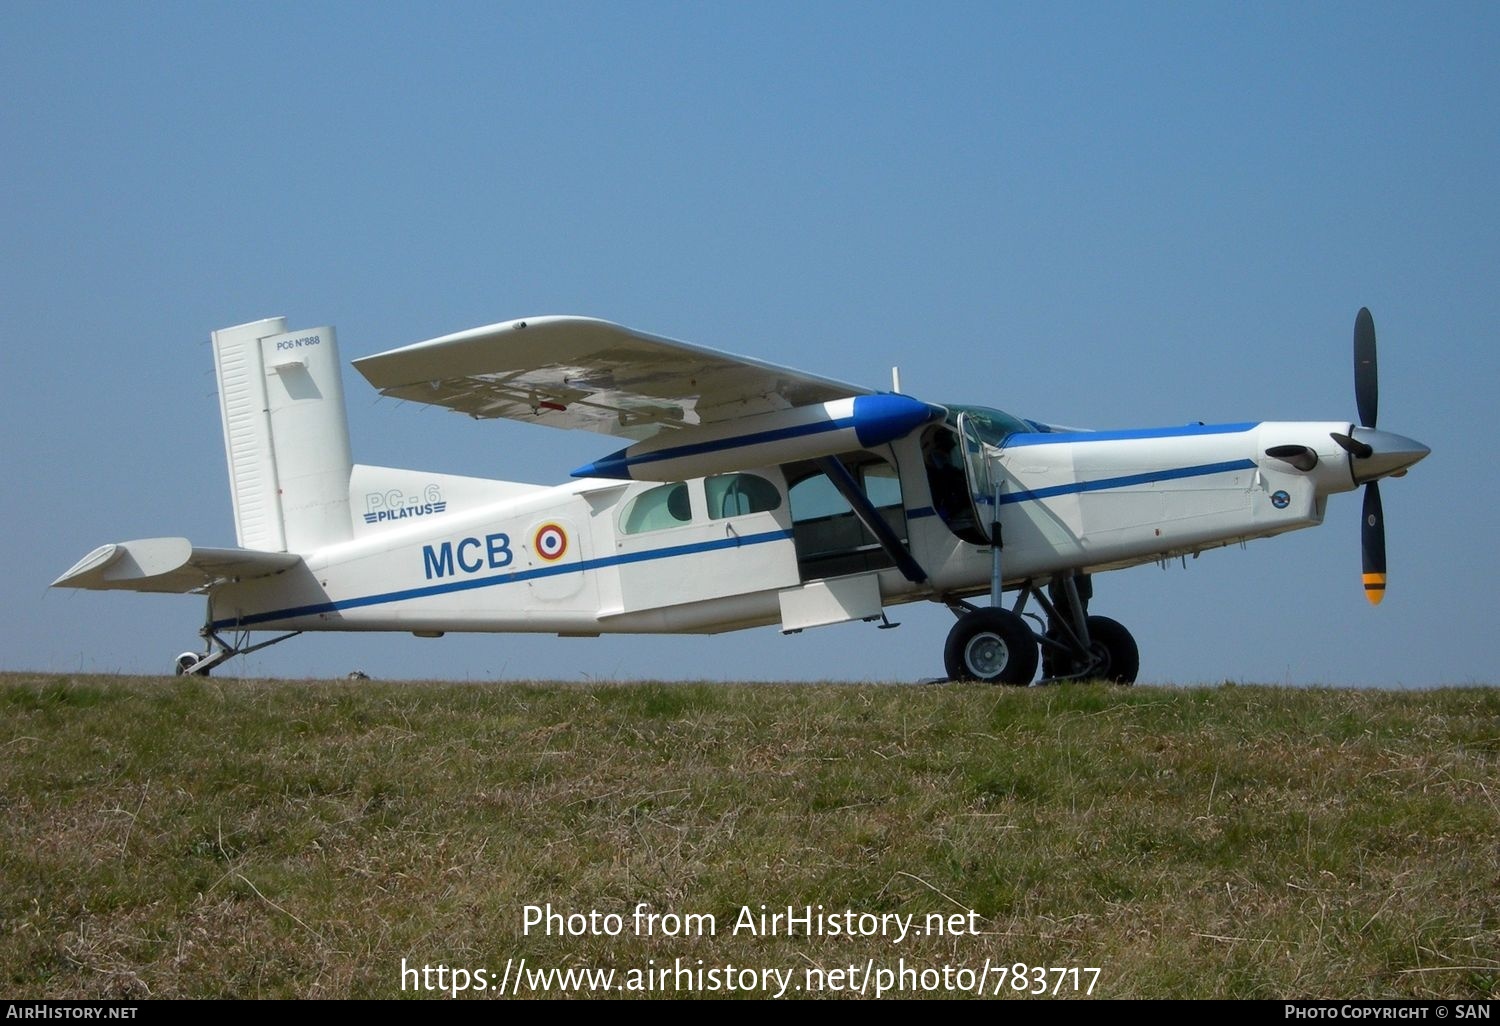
left=5, top=3, right=1496, bottom=685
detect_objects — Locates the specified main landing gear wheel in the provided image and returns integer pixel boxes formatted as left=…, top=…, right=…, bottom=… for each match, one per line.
left=1083, top=616, right=1139, bottom=684
left=1048, top=615, right=1138, bottom=684
left=944, top=608, right=1038, bottom=685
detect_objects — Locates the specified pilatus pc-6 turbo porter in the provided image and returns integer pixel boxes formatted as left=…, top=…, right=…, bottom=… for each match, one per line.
left=54, top=310, right=1428, bottom=683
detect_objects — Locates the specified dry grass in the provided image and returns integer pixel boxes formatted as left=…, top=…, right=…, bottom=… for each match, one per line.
left=1, top=672, right=1497, bottom=998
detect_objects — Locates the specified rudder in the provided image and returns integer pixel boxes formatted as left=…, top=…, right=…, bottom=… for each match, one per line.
left=212, top=317, right=353, bottom=553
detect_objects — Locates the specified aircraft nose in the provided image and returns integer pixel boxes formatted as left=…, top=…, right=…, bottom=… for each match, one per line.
left=1346, top=428, right=1431, bottom=484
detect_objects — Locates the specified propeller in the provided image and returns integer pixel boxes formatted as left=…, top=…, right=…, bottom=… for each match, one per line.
left=1342, top=307, right=1386, bottom=604
left=1270, top=308, right=1425, bottom=603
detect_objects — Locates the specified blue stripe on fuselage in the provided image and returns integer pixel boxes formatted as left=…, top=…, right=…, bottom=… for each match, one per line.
left=905, top=458, right=1257, bottom=520
left=998, top=459, right=1257, bottom=504
left=211, top=526, right=795, bottom=630
left=1002, top=422, right=1259, bottom=447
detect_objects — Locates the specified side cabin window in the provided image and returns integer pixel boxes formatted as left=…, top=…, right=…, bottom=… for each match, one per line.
left=783, top=452, right=907, bottom=580
left=706, top=473, right=782, bottom=519
left=620, top=481, right=693, bottom=534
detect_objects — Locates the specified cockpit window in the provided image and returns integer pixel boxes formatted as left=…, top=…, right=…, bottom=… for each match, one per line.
left=944, top=404, right=1031, bottom=447
left=706, top=473, right=782, bottom=519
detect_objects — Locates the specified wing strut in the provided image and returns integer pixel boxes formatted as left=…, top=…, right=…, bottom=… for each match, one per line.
left=812, top=457, right=928, bottom=585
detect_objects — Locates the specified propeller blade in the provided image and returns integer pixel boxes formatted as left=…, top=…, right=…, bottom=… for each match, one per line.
left=1355, top=307, right=1378, bottom=428
left=1361, top=481, right=1386, bottom=605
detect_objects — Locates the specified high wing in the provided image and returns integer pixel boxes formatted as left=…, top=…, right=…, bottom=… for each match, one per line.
left=353, top=316, right=875, bottom=441
left=52, top=539, right=302, bottom=594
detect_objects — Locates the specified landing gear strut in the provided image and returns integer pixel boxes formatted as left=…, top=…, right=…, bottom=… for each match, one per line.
left=171, top=625, right=302, bottom=677
left=940, top=573, right=1139, bottom=685
left=1032, top=573, right=1138, bottom=684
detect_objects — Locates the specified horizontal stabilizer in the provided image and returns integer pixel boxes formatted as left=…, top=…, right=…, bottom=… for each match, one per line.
left=52, top=538, right=302, bottom=594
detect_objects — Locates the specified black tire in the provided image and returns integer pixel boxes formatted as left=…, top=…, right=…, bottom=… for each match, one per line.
left=1082, top=615, right=1138, bottom=684
left=943, top=608, right=1038, bottom=685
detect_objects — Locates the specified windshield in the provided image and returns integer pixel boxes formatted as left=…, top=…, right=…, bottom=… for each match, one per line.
left=944, top=404, right=1031, bottom=447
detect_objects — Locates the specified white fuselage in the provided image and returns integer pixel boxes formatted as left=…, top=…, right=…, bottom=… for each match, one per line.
left=208, top=419, right=1359, bottom=638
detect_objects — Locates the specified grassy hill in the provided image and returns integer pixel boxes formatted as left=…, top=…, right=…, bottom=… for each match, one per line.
left=2, top=672, right=1496, bottom=999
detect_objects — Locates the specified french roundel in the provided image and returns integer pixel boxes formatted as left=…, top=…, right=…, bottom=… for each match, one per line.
left=533, top=523, right=568, bottom=561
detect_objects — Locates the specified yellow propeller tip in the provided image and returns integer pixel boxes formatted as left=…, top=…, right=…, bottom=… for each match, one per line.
left=1363, top=573, right=1386, bottom=605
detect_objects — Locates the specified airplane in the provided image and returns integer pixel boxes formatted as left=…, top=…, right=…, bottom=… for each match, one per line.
left=52, top=309, right=1429, bottom=684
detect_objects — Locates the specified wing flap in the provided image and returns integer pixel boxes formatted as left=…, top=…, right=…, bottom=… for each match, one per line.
left=52, top=538, right=302, bottom=594
left=353, top=316, right=873, bottom=441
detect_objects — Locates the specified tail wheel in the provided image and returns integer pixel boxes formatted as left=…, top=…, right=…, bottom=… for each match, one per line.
left=943, top=608, right=1038, bottom=685
left=174, top=652, right=209, bottom=677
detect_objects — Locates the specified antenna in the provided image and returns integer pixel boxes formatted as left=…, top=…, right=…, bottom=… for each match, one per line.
left=891, top=366, right=902, bottom=393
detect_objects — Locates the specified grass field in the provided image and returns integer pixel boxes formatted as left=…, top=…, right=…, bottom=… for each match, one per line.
left=2, top=672, right=1497, bottom=999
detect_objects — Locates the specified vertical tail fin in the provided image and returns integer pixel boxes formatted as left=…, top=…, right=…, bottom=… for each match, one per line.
left=212, top=318, right=354, bottom=553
